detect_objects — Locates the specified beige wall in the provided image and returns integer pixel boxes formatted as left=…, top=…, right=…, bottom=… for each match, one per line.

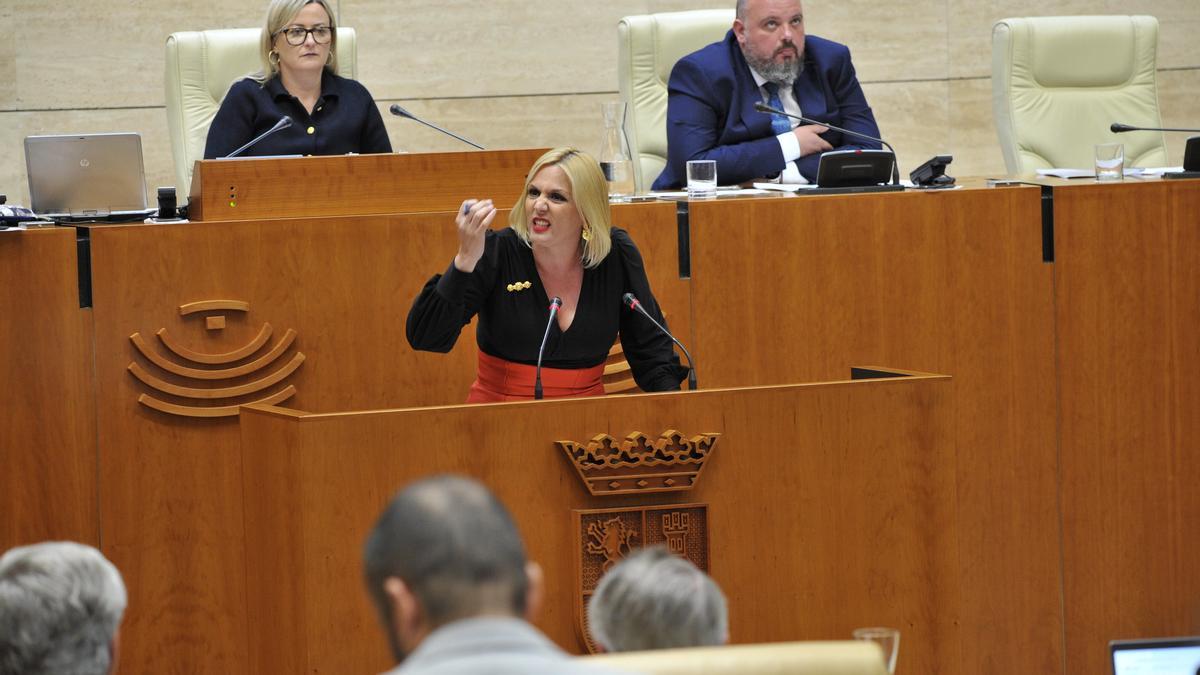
left=2, top=0, right=1198, bottom=205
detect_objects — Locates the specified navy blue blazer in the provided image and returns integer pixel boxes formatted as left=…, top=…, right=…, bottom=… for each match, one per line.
left=653, top=30, right=881, bottom=189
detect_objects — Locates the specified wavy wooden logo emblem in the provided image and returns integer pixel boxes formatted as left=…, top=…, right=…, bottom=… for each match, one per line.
left=557, top=430, right=719, bottom=496
left=127, top=300, right=304, bottom=418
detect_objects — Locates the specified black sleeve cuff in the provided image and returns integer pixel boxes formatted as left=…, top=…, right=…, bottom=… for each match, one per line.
left=434, top=262, right=473, bottom=304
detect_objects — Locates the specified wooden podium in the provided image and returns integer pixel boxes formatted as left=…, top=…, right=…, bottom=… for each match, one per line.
left=238, top=368, right=953, bottom=675
left=187, top=148, right=549, bottom=221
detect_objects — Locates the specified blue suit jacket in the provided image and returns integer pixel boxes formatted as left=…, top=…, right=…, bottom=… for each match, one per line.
left=653, top=30, right=881, bottom=189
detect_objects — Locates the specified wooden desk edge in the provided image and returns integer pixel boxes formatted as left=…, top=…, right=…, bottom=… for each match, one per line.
left=240, top=367, right=951, bottom=422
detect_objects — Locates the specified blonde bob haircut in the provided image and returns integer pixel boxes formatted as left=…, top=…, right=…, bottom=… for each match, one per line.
left=510, top=148, right=613, bottom=269
left=255, top=0, right=339, bottom=82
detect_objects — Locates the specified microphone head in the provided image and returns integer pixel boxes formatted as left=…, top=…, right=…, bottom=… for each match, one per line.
left=622, top=293, right=638, bottom=309
left=753, top=101, right=771, bottom=113
left=1111, top=122, right=1135, bottom=133
left=550, top=296, right=563, bottom=309
left=389, top=104, right=413, bottom=119
left=276, top=115, right=293, bottom=129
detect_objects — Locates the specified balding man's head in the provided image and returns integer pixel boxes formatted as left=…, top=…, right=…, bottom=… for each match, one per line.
left=363, top=475, right=535, bottom=660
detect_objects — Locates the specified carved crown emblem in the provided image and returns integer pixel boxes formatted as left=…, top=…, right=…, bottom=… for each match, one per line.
left=557, top=429, right=719, bottom=496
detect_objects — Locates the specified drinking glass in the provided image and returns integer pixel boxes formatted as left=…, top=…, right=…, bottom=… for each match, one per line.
left=1095, top=143, right=1124, bottom=181
left=686, top=160, right=717, bottom=199
left=853, top=626, right=900, bottom=674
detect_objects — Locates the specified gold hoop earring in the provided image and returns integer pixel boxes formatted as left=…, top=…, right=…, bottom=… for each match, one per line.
left=581, top=227, right=592, bottom=243
left=269, top=50, right=280, bottom=66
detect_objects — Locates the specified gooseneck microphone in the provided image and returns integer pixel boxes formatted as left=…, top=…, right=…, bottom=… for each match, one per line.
left=1111, top=122, right=1200, bottom=176
left=1111, top=122, right=1200, bottom=134
left=754, top=102, right=900, bottom=185
left=224, top=116, right=293, bottom=158
left=534, top=297, right=563, bottom=400
left=389, top=104, right=485, bottom=150
left=622, top=293, right=697, bottom=391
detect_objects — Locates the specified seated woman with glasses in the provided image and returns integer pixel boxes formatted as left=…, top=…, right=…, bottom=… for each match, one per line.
left=203, top=0, right=392, bottom=159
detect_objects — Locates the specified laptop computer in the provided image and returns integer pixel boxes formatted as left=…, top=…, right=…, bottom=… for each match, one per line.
left=1111, top=636, right=1200, bottom=675
left=24, top=132, right=153, bottom=221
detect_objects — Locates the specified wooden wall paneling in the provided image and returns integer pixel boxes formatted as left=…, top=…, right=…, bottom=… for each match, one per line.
left=1053, top=181, right=1200, bottom=675
left=0, top=227, right=98, bottom=549
left=684, top=188, right=1064, bottom=675
left=239, top=372, right=955, bottom=675
left=937, top=187, right=1065, bottom=675
left=611, top=201, right=690, bottom=370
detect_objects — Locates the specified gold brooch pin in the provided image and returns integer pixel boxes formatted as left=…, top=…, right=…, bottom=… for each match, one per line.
left=506, top=281, right=533, bottom=292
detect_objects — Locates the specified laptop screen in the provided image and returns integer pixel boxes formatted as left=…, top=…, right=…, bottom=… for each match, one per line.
left=1112, top=637, right=1200, bottom=675
left=24, top=132, right=148, bottom=218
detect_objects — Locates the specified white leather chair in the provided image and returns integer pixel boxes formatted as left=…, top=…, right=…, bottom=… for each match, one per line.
left=617, top=10, right=734, bottom=192
left=991, top=16, right=1167, bottom=174
left=581, top=640, right=888, bottom=675
left=163, top=27, right=358, bottom=192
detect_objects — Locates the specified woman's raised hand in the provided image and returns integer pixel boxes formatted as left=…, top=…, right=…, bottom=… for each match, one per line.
left=453, top=198, right=497, bottom=273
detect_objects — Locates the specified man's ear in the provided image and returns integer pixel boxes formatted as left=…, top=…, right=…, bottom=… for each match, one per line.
left=385, top=577, right=425, bottom=647
left=733, top=18, right=747, bottom=45
left=524, top=561, right=545, bottom=622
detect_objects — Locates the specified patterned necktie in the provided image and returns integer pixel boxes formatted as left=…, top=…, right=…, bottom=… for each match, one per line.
left=762, top=82, right=793, bottom=135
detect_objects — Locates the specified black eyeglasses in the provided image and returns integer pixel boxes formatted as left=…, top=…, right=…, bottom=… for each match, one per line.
left=277, top=25, right=332, bottom=46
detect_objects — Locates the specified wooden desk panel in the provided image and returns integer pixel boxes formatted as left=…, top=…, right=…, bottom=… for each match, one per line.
left=685, top=187, right=1064, bottom=675
left=1054, top=180, right=1200, bottom=675
left=0, top=227, right=98, bottom=550
left=188, top=148, right=549, bottom=221
left=240, top=373, right=955, bottom=675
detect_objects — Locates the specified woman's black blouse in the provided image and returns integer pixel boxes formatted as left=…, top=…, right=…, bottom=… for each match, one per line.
left=203, top=70, right=392, bottom=159
left=406, top=227, right=687, bottom=393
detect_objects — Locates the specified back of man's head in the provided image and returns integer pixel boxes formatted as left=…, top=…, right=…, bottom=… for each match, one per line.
left=0, top=541, right=127, bottom=675
left=587, top=545, right=728, bottom=652
left=363, top=475, right=530, bottom=629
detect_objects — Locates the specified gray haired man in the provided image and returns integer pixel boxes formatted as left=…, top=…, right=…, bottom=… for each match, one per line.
left=0, top=541, right=127, bottom=675
left=588, top=545, right=728, bottom=652
left=363, top=475, right=634, bottom=675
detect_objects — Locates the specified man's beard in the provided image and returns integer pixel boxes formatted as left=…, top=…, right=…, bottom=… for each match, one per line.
left=743, top=42, right=803, bottom=86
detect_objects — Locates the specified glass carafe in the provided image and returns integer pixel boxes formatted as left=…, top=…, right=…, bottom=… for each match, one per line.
left=599, top=101, right=635, bottom=201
